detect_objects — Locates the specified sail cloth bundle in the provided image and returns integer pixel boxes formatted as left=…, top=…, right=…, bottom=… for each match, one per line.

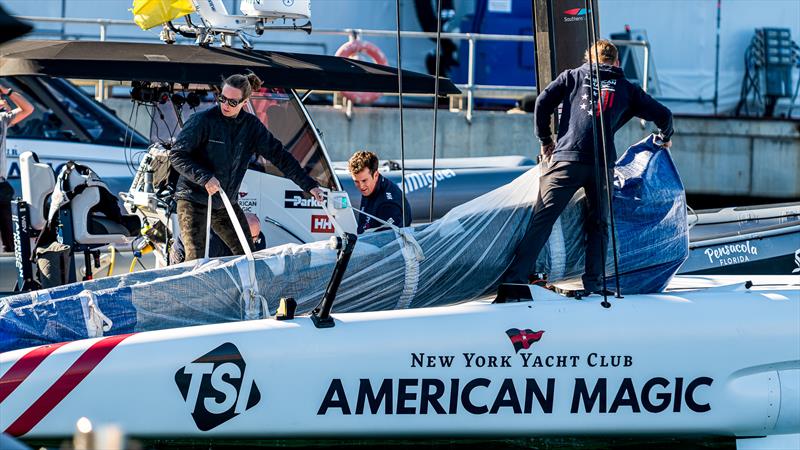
left=0, top=135, right=687, bottom=352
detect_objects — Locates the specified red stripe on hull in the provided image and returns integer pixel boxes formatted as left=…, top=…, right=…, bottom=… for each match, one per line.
left=4, top=334, right=133, bottom=437
left=0, top=342, right=70, bottom=403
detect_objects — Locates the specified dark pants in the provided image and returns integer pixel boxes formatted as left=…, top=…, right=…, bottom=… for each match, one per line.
left=177, top=199, right=254, bottom=262
left=0, top=180, right=14, bottom=252
left=0, top=201, right=12, bottom=252
left=504, top=161, right=611, bottom=290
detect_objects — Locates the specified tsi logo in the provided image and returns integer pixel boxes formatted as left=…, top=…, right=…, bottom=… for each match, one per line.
left=175, top=343, right=261, bottom=431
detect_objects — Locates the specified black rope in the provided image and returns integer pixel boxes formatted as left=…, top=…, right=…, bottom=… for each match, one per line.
left=429, top=0, right=443, bottom=223
left=395, top=0, right=408, bottom=227
left=124, top=104, right=137, bottom=177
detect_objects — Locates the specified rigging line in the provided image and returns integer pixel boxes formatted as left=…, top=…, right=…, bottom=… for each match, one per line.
left=124, top=103, right=136, bottom=177
left=396, top=0, right=407, bottom=227
left=429, top=0, right=444, bottom=223
left=586, top=0, right=622, bottom=301
left=588, top=2, right=621, bottom=298
left=581, top=0, right=609, bottom=307
left=144, top=103, right=162, bottom=144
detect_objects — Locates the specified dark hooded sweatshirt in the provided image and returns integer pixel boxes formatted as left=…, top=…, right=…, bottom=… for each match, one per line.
left=535, top=63, right=673, bottom=166
left=170, top=106, right=318, bottom=209
left=357, top=174, right=412, bottom=233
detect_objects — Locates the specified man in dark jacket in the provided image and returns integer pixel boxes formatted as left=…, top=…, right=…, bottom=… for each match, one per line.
left=170, top=73, right=323, bottom=261
left=348, top=151, right=412, bottom=233
left=504, top=40, right=673, bottom=292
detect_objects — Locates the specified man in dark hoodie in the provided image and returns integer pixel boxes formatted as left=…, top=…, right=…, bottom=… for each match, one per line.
left=170, top=73, right=323, bottom=261
left=504, top=40, right=673, bottom=292
left=348, top=150, right=412, bottom=233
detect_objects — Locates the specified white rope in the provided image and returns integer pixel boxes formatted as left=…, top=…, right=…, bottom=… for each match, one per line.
left=352, top=208, right=424, bottom=261
left=349, top=208, right=424, bottom=309
left=79, top=290, right=113, bottom=338
left=394, top=227, right=421, bottom=309
left=204, top=195, right=212, bottom=260
left=205, top=190, right=268, bottom=318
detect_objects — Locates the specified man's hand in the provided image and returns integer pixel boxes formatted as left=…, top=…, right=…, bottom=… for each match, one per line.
left=310, top=187, right=325, bottom=204
left=204, top=177, right=221, bottom=195
left=656, top=135, right=672, bottom=149
left=541, top=141, right=556, bottom=160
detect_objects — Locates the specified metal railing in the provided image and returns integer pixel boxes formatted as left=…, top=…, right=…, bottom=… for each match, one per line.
left=15, top=16, right=651, bottom=122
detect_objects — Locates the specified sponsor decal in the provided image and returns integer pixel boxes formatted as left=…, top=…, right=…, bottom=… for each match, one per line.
left=175, top=342, right=261, bottom=432
left=5, top=161, right=20, bottom=179
left=564, top=8, right=590, bottom=16
left=3, top=334, right=134, bottom=436
left=704, top=240, right=759, bottom=267
left=506, top=328, right=544, bottom=353
left=311, top=214, right=335, bottom=233
left=285, top=190, right=322, bottom=209
left=793, top=248, right=800, bottom=274
left=400, top=169, right=456, bottom=195
left=563, top=7, right=591, bottom=22
left=581, top=77, right=617, bottom=116
left=316, top=329, right=714, bottom=417
left=238, top=183, right=258, bottom=212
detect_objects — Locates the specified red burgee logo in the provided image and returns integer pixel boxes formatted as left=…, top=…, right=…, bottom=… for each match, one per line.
left=311, top=215, right=335, bottom=233
left=506, top=328, right=544, bottom=353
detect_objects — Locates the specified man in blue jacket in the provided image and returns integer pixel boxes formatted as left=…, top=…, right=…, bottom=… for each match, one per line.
left=348, top=151, right=412, bottom=233
left=504, top=40, right=673, bottom=292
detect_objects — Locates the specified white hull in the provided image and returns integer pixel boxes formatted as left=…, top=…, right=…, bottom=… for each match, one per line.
left=1, top=275, right=798, bottom=443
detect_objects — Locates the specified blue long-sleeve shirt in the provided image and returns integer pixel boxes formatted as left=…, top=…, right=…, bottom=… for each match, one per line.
left=356, top=174, right=412, bottom=233
left=535, top=63, right=673, bottom=167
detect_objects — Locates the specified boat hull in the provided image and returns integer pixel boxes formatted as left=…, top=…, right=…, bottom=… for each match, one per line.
left=1, top=276, right=798, bottom=440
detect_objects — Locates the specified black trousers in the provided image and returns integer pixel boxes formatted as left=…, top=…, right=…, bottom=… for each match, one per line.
left=504, top=161, right=611, bottom=290
left=0, top=200, right=12, bottom=252
left=0, top=180, right=14, bottom=252
left=177, top=199, right=254, bottom=262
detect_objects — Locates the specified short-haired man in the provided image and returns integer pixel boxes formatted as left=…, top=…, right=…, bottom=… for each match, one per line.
left=504, top=40, right=673, bottom=293
left=348, top=150, right=411, bottom=233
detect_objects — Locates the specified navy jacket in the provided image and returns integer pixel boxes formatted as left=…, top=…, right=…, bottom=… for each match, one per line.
left=170, top=107, right=318, bottom=209
left=535, top=63, right=673, bottom=166
left=357, top=174, right=412, bottom=233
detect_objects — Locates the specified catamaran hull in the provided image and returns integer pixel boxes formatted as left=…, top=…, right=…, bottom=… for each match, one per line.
left=682, top=229, right=800, bottom=275
left=1, top=276, right=798, bottom=442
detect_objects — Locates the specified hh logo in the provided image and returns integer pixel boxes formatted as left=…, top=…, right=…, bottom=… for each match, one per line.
left=175, top=343, right=261, bottom=431
left=506, top=328, right=544, bottom=353
left=311, top=214, right=335, bottom=233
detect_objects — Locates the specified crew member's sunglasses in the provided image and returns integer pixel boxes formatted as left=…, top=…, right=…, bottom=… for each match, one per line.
left=217, top=94, right=244, bottom=108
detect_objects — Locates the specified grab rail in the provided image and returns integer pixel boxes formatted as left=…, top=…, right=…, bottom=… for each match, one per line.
left=15, top=16, right=651, bottom=122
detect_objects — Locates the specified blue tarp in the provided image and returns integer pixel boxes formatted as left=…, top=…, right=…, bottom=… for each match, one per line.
left=0, top=135, right=687, bottom=352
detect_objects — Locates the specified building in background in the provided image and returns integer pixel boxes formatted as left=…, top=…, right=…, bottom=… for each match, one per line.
left=2, top=0, right=799, bottom=116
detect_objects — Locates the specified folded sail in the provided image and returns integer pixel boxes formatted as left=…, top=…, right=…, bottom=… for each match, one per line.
left=1, top=135, right=687, bottom=352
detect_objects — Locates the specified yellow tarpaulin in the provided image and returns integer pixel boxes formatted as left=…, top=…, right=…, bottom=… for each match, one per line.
left=131, top=0, right=195, bottom=31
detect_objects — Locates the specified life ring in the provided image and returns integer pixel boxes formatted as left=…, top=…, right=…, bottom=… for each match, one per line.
left=335, top=39, right=388, bottom=105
